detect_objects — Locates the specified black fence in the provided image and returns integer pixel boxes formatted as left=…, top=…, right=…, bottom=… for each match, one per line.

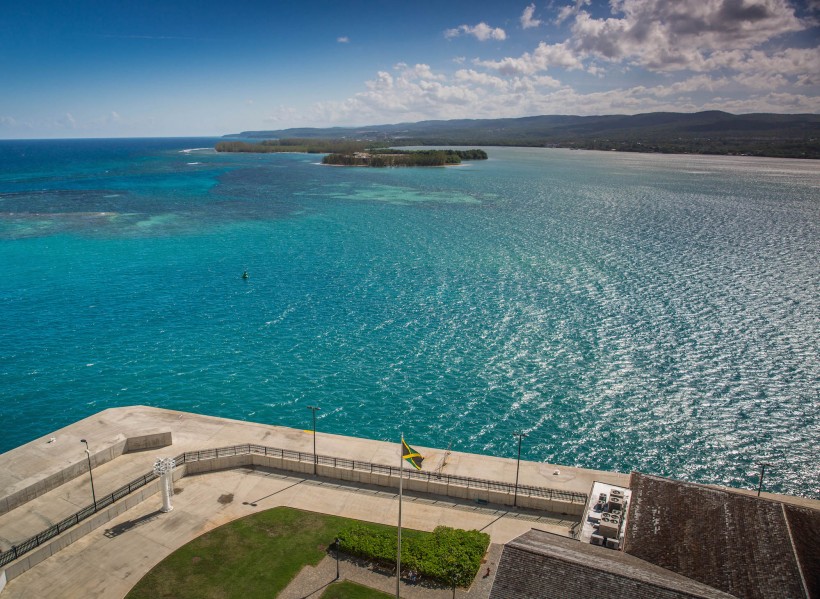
left=0, top=443, right=586, bottom=569
left=0, top=470, right=159, bottom=568
left=178, top=444, right=587, bottom=503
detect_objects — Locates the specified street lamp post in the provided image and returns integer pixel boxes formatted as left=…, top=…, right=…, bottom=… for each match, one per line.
left=80, top=439, right=97, bottom=508
left=513, top=432, right=526, bottom=508
left=335, top=537, right=340, bottom=580
left=757, top=462, right=772, bottom=497
left=307, top=406, right=320, bottom=475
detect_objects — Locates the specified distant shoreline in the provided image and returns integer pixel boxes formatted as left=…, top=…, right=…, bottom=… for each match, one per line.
left=223, top=110, right=820, bottom=160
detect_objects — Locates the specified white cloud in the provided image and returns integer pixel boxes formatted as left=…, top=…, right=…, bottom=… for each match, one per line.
left=530, top=75, right=563, bottom=88
left=699, top=91, right=820, bottom=113
left=400, top=63, right=445, bottom=81
left=475, top=41, right=584, bottom=75
left=569, top=0, right=807, bottom=72
left=455, top=69, right=509, bottom=90
left=720, top=47, right=820, bottom=77
left=521, top=4, right=542, bottom=29
left=445, top=22, right=507, bottom=41
left=555, top=0, right=591, bottom=24
left=366, top=71, right=394, bottom=91
left=259, top=2, right=818, bottom=127
left=733, top=71, right=790, bottom=90
left=0, top=116, right=17, bottom=128
left=337, top=36, right=349, bottom=43
left=646, top=75, right=731, bottom=97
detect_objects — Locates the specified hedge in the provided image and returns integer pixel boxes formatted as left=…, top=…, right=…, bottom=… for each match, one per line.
left=336, top=525, right=490, bottom=587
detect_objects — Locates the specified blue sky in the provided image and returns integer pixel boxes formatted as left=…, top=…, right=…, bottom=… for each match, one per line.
left=2, top=0, right=818, bottom=138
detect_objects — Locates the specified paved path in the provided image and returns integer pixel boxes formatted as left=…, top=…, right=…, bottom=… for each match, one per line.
left=0, top=467, right=561, bottom=598
left=279, top=543, right=504, bottom=599
left=4, top=406, right=809, bottom=598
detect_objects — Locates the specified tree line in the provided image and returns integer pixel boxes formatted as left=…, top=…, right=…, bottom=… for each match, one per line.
left=323, top=149, right=487, bottom=167
left=215, top=139, right=379, bottom=154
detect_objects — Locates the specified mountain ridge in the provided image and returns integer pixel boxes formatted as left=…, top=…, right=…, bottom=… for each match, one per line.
left=225, top=111, right=820, bottom=158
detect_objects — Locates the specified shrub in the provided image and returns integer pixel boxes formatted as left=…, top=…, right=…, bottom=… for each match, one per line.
left=336, top=525, right=489, bottom=587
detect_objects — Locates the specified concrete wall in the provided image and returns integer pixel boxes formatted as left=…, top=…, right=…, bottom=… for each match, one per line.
left=1, top=449, right=584, bottom=587
left=0, top=439, right=127, bottom=517
left=2, top=478, right=163, bottom=584
left=124, top=431, right=172, bottom=453
left=1, top=431, right=171, bottom=518
left=183, top=453, right=586, bottom=515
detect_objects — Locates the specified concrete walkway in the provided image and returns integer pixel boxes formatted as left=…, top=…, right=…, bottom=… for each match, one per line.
left=0, top=406, right=622, bottom=553
left=0, top=465, right=566, bottom=598
left=5, top=406, right=809, bottom=598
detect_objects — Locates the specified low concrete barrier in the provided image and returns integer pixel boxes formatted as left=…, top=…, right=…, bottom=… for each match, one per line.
left=124, top=431, right=172, bottom=453
left=181, top=450, right=585, bottom=516
left=0, top=432, right=172, bottom=518
left=2, top=477, right=162, bottom=583
left=0, top=442, right=586, bottom=588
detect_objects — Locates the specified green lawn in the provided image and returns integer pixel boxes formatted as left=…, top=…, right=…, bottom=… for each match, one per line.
left=126, top=507, right=489, bottom=599
left=320, top=581, right=393, bottom=599
left=127, top=507, right=351, bottom=599
left=126, top=507, right=437, bottom=599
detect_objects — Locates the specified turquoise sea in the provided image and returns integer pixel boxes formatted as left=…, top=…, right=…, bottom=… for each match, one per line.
left=0, top=138, right=817, bottom=498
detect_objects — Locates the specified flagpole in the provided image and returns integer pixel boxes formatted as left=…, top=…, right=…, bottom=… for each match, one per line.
left=397, top=434, right=403, bottom=599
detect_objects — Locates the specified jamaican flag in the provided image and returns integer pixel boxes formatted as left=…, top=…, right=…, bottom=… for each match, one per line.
left=401, top=438, right=424, bottom=470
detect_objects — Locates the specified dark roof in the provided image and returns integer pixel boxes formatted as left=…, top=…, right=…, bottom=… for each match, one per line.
left=489, top=529, right=735, bottom=599
left=624, top=472, right=817, bottom=599
left=783, top=504, right=820, bottom=598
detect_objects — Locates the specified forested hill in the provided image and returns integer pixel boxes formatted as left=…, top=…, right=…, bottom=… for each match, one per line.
left=225, top=111, right=820, bottom=158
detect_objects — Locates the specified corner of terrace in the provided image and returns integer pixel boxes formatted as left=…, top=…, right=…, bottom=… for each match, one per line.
left=0, top=405, right=619, bottom=598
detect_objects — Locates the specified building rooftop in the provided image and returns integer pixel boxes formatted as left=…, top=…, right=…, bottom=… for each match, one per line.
left=578, top=480, right=632, bottom=549
left=489, top=528, right=735, bottom=599
left=624, top=471, right=818, bottom=599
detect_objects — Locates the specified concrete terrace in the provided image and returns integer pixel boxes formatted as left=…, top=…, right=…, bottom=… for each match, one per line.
left=0, top=405, right=628, bottom=598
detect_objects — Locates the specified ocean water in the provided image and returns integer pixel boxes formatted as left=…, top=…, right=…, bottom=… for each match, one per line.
left=1, top=138, right=817, bottom=498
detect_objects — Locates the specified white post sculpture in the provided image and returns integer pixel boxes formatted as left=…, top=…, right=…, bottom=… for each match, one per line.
left=153, top=457, right=176, bottom=513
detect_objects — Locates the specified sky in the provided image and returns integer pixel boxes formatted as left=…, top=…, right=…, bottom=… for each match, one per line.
left=1, top=0, right=818, bottom=138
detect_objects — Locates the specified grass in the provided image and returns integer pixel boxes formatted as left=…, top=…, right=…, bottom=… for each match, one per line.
left=126, top=507, right=469, bottom=599
left=127, top=507, right=350, bottom=599
left=319, top=581, right=393, bottom=599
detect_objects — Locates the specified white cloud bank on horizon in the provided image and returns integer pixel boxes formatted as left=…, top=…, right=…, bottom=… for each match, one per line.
left=1, top=0, right=817, bottom=136
left=289, top=0, right=820, bottom=126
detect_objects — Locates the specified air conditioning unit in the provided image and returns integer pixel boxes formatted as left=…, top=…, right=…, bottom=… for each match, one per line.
left=591, top=533, right=605, bottom=546
left=606, top=537, right=620, bottom=550
left=599, top=520, right=620, bottom=539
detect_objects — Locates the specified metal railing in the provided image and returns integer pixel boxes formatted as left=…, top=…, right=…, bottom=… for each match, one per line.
left=0, top=470, right=159, bottom=567
left=178, top=444, right=587, bottom=504
left=0, top=443, right=586, bottom=568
